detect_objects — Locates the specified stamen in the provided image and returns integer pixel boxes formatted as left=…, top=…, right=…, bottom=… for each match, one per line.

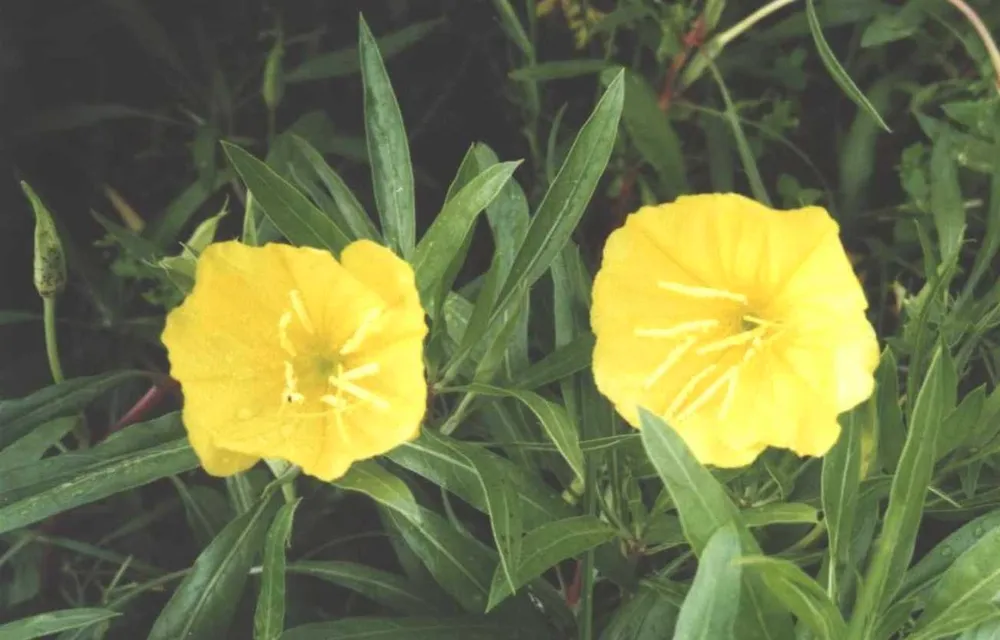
left=718, top=370, right=739, bottom=419
left=341, top=362, right=381, bottom=380
left=696, top=326, right=767, bottom=354
left=643, top=336, right=697, bottom=389
left=289, top=290, right=315, bottom=334
left=658, top=281, right=747, bottom=303
left=634, top=319, right=719, bottom=339
left=282, top=361, right=305, bottom=404
left=278, top=312, right=297, bottom=356
left=328, top=367, right=390, bottom=411
left=340, top=308, right=383, bottom=355
left=665, top=364, right=718, bottom=419
left=676, top=367, right=737, bottom=422
left=320, top=394, right=347, bottom=408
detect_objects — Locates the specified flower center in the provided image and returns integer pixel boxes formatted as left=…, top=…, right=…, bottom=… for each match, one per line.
left=634, top=280, right=784, bottom=422
left=277, top=289, right=388, bottom=416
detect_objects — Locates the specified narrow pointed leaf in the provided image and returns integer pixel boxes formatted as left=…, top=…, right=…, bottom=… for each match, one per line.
left=148, top=486, right=281, bottom=640
left=492, top=71, right=624, bottom=321
left=486, top=515, right=616, bottom=609
left=413, top=161, right=522, bottom=305
left=288, top=561, right=439, bottom=615
left=741, top=556, right=849, bottom=639
left=805, top=0, right=891, bottom=132
left=254, top=498, right=301, bottom=640
left=359, top=15, right=415, bottom=257
left=0, top=609, right=118, bottom=640
left=223, top=142, right=351, bottom=253
left=673, top=525, right=742, bottom=640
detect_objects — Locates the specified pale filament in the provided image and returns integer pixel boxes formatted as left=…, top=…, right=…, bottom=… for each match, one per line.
left=696, top=324, right=767, bottom=354
left=289, top=289, right=315, bottom=334
left=676, top=366, right=737, bottom=422
left=634, top=319, right=719, bottom=339
left=340, top=308, right=383, bottom=355
left=323, top=363, right=389, bottom=411
left=665, top=363, right=718, bottom=418
left=657, top=280, right=748, bottom=303
left=643, top=336, right=697, bottom=389
left=278, top=312, right=296, bottom=357
left=282, top=361, right=305, bottom=405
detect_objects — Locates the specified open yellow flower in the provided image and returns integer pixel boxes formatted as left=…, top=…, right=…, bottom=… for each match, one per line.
left=591, top=194, right=879, bottom=468
left=162, top=240, right=428, bottom=481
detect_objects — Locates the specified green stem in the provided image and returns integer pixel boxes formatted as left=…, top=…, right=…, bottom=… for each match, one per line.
left=43, top=296, right=64, bottom=383
left=578, top=460, right=598, bottom=640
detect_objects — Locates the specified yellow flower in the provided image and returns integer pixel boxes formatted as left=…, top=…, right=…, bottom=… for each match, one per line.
left=591, top=194, right=879, bottom=468
left=162, top=240, right=428, bottom=481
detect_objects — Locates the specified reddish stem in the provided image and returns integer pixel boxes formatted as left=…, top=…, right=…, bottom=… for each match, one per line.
left=611, top=15, right=707, bottom=226
left=105, top=378, right=180, bottom=438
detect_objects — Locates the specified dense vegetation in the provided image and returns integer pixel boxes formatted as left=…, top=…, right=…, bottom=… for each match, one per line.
left=2, top=1, right=1000, bottom=638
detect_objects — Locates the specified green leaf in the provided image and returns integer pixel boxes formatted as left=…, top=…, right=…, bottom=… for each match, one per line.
left=851, top=346, right=953, bottom=636
left=910, top=524, right=1000, bottom=639
left=467, top=384, right=585, bottom=482
left=876, top=349, right=906, bottom=473
left=381, top=505, right=494, bottom=613
left=0, top=371, right=144, bottom=450
left=359, top=15, right=415, bottom=257
left=741, top=556, right=849, bottom=639
left=387, top=430, right=572, bottom=529
left=0, top=416, right=198, bottom=535
left=254, top=498, right=301, bottom=640
left=860, top=4, right=927, bottom=47
left=148, top=482, right=282, bottom=640
left=931, top=128, right=966, bottom=263
left=805, top=0, right=891, bottom=132
left=638, top=409, right=793, bottom=639
left=287, top=19, right=444, bottom=82
left=148, top=172, right=231, bottom=247
left=899, top=509, right=1000, bottom=602
left=222, top=142, right=351, bottom=253
left=821, top=400, right=870, bottom=592
left=281, top=617, right=540, bottom=640
left=598, top=581, right=679, bottom=640
left=332, top=460, right=421, bottom=522
left=513, top=333, right=594, bottom=390
left=0, top=416, right=76, bottom=471
left=0, top=609, right=118, bottom=640
left=289, top=135, right=380, bottom=241
left=413, top=161, right=522, bottom=306
left=288, top=561, right=439, bottom=615
left=508, top=60, right=612, bottom=81
left=486, top=516, right=617, bottom=609
left=740, top=503, right=820, bottom=528
left=491, top=71, right=624, bottom=324
left=611, top=69, right=688, bottom=196
left=706, top=64, right=770, bottom=206
left=673, top=524, right=742, bottom=640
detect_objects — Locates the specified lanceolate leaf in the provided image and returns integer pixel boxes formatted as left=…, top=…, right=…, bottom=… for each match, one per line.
left=491, top=71, right=624, bottom=323
left=254, top=498, right=301, bottom=640
left=851, top=346, right=953, bottom=637
left=639, top=409, right=793, bottom=639
left=0, top=609, right=119, bottom=640
left=673, top=525, right=742, bottom=640
left=741, top=556, right=849, bottom=639
left=223, top=142, right=351, bottom=253
left=359, top=15, right=416, bottom=257
left=288, top=561, right=439, bottom=615
left=486, top=516, right=617, bottom=609
left=148, top=483, right=282, bottom=640
left=805, top=0, right=891, bottom=132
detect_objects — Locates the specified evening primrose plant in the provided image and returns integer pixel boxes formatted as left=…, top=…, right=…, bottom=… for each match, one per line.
left=4, top=4, right=1000, bottom=640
